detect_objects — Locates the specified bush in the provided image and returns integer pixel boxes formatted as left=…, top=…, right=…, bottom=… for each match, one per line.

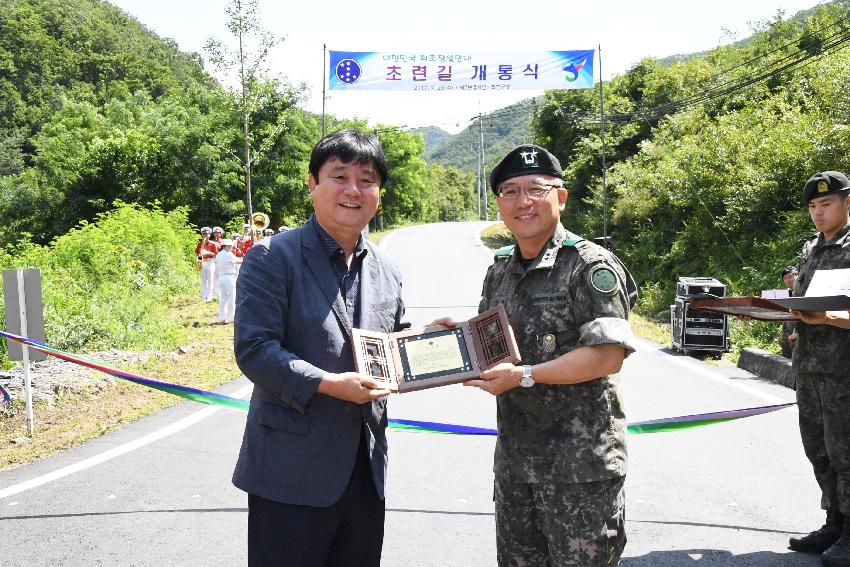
left=0, top=202, right=198, bottom=364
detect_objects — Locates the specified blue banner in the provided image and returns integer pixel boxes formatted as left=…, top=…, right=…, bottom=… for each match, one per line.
left=328, top=49, right=595, bottom=92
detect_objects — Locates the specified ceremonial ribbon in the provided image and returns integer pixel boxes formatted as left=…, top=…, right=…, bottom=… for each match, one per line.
left=0, top=330, right=796, bottom=435
left=0, top=330, right=250, bottom=412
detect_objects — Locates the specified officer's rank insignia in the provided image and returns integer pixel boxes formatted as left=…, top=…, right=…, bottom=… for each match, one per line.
left=539, top=333, right=556, bottom=353
left=589, top=265, right=619, bottom=294
left=818, top=180, right=829, bottom=193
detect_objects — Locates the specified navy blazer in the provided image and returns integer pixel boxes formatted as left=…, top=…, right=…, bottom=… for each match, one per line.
left=232, top=219, right=408, bottom=506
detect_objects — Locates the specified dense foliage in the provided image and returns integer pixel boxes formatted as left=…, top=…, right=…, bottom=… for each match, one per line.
left=0, top=0, right=480, bottom=249
left=0, top=203, right=198, bottom=364
left=533, top=4, right=850, bottom=322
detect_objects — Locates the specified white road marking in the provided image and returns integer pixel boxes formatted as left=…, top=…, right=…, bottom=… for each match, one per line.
left=634, top=337, right=789, bottom=405
left=0, top=384, right=253, bottom=500
left=106, top=494, right=116, bottom=499
left=377, top=225, right=401, bottom=252
left=475, top=222, right=499, bottom=262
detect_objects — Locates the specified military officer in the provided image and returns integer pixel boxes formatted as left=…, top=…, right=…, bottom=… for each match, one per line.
left=787, top=171, right=850, bottom=567
left=456, top=144, right=637, bottom=566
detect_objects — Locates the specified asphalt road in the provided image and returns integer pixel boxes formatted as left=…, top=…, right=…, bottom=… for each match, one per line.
left=0, top=221, right=823, bottom=566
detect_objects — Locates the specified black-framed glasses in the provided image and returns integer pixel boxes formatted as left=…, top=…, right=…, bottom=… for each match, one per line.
left=497, top=181, right=561, bottom=201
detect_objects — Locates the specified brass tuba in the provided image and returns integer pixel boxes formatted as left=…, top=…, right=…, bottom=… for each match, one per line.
left=251, top=212, right=270, bottom=231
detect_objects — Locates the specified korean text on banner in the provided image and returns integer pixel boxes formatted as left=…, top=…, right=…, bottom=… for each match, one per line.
left=328, top=50, right=595, bottom=92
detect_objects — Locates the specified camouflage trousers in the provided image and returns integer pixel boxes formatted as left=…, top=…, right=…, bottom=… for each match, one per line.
left=494, top=475, right=625, bottom=567
left=795, top=371, right=850, bottom=515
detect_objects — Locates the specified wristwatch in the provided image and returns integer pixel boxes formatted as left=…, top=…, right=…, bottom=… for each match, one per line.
left=519, top=365, right=535, bottom=388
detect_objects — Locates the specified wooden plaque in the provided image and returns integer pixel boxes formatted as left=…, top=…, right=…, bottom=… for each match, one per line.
left=689, top=296, right=798, bottom=321
left=351, top=305, right=521, bottom=393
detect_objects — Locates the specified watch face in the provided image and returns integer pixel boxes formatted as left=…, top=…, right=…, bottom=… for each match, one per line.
left=520, top=367, right=534, bottom=387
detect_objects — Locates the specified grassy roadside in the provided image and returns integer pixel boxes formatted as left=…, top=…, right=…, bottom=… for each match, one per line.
left=0, top=296, right=241, bottom=471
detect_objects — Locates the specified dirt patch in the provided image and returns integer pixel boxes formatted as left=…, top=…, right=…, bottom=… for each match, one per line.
left=0, top=296, right=243, bottom=471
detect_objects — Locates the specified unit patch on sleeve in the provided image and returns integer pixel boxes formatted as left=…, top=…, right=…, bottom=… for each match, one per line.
left=589, top=265, right=620, bottom=294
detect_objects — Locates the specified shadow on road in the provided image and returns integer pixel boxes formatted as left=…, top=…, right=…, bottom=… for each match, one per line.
left=622, top=548, right=819, bottom=566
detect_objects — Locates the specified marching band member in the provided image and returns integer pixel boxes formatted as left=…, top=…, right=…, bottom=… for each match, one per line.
left=215, top=239, right=241, bottom=324
left=211, top=227, right=224, bottom=298
left=195, top=226, right=218, bottom=302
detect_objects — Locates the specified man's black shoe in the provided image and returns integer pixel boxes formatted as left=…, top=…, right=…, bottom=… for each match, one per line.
left=789, top=511, right=844, bottom=554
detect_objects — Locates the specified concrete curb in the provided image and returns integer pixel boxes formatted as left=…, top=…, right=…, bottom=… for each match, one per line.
left=737, top=347, right=795, bottom=389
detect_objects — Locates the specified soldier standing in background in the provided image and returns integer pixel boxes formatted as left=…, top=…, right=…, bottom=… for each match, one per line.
left=441, top=145, right=637, bottom=566
left=787, top=171, right=850, bottom=567
left=779, top=265, right=798, bottom=358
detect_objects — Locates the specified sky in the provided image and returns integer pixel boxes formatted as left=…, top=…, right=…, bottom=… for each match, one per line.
left=110, top=0, right=825, bottom=134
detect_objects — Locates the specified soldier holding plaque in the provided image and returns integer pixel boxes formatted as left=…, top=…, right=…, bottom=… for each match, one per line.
left=787, top=171, right=850, bottom=567
left=449, top=144, right=638, bottom=566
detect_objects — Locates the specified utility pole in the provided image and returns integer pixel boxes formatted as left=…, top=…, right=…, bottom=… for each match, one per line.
left=373, top=127, right=383, bottom=231
left=475, top=113, right=482, bottom=219
left=322, top=43, right=327, bottom=138
left=239, top=25, right=253, bottom=222
left=479, top=114, right=488, bottom=221
left=598, top=43, right=609, bottom=250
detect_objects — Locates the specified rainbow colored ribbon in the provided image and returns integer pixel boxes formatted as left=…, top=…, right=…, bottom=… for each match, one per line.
left=0, top=330, right=796, bottom=435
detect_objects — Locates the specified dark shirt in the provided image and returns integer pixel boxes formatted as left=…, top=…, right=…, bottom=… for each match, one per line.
left=310, top=215, right=367, bottom=328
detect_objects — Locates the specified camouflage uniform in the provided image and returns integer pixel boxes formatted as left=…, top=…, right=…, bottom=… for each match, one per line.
left=779, top=318, right=796, bottom=359
left=479, top=222, right=637, bottom=567
left=792, top=222, right=850, bottom=517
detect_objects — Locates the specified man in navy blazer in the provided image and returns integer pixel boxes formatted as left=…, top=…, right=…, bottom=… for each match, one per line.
left=233, top=129, right=409, bottom=566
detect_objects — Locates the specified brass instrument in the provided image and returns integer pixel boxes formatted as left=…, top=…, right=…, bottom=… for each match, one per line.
left=251, top=212, right=270, bottom=231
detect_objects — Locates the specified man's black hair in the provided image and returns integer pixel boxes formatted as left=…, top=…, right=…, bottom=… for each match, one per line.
left=308, top=128, right=388, bottom=187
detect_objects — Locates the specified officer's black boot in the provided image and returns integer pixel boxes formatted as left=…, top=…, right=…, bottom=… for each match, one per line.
left=822, top=521, right=850, bottom=567
left=789, top=511, right=844, bottom=553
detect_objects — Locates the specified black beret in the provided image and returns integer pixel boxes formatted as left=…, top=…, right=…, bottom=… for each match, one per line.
left=781, top=265, right=797, bottom=277
left=802, top=171, right=850, bottom=204
left=489, top=144, right=564, bottom=194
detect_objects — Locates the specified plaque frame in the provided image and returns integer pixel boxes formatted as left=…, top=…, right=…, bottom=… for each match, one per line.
left=350, top=305, right=521, bottom=393
left=689, top=296, right=798, bottom=321
left=691, top=294, right=850, bottom=321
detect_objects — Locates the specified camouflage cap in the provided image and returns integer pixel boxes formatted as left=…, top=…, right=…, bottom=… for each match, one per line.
left=489, top=144, right=564, bottom=195
left=802, top=171, right=850, bottom=204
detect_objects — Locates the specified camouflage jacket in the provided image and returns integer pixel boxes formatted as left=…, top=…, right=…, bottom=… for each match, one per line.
left=792, top=222, right=850, bottom=375
left=479, top=223, right=637, bottom=484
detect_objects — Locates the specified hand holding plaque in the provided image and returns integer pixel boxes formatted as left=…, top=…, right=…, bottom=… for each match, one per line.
left=350, top=305, right=521, bottom=393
